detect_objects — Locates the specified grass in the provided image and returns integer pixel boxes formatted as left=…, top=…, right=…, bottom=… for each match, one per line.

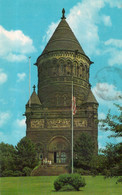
left=0, top=176, right=121, bottom=195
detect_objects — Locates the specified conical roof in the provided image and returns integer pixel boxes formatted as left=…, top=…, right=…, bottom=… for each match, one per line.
left=86, top=90, right=98, bottom=104
left=42, top=18, right=85, bottom=55
left=26, top=91, right=41, bottom=106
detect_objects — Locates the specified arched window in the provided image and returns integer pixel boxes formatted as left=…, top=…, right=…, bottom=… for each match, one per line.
left=82, top=65, right=85, bottom=78
left=64, top=64, right=66, bottom=75
left=84, top=64, right=88, bottom=80
left=61, top=64, right=63, bottom=73
left=79, top=63, right=83, bottom=77
left=66, top=60, right=71, bottom=75
left=74, top=61, right=78, bottom=75
left=59, top=60, right=64, bottom=75
left=77, top=65, right=80, bottom=77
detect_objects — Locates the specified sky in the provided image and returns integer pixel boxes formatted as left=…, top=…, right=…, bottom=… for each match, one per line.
left=0, top=0, right=122, bottom=148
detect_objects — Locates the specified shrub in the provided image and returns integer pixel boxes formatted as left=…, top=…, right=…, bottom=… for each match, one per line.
left=2, top=170, right=14, bottom=177
left=22, top=167, right=32, bottom=176
left=13, top=171, right=23, bottom=177
left=74, top=168, right=91, bottom=175
left=116, top=177, right=122, bottom=184
left=54, top=174, right=86, bottom=191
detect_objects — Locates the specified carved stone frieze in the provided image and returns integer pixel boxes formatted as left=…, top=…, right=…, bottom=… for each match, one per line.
left=47, top=119, right=71, bottom=128
left=74, top=118, right=87, bottom=127
left=31, top=119, right=44, bottom=128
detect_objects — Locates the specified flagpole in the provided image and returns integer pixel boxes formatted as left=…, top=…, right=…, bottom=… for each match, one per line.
left=29, top=56, right=31, bottom=107
left=71, top=79, right=74, bottom=174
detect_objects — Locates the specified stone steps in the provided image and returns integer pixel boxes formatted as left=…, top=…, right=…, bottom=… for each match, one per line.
left=31, top=164, right=69, bottom=176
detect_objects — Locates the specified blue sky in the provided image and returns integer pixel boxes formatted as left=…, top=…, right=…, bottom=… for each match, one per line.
left=0, top=0, right=122, bottom=148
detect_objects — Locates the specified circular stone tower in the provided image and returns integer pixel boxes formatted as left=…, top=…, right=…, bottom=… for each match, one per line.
left=25, top=9, right=98, bottom=171
left=36, top=11, right=92, bottom=108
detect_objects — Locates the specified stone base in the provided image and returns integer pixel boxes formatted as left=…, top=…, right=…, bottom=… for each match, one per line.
left=31, top=164, right=69, bottom=176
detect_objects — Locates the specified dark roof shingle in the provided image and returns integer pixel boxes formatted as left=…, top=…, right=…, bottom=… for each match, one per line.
left=42, top=18, right=85, bottom=55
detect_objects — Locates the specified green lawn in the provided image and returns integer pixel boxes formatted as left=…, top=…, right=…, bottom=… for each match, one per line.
left=0, top=176, right=121, bottom=195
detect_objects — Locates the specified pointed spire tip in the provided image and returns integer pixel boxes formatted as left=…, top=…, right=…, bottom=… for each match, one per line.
left=61, top=8, right=66, bottom=19
left=33, top=85, right=36, bottom=92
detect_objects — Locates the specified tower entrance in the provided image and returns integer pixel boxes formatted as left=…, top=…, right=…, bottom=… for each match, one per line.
left=48, top=136, right=70, bottom=164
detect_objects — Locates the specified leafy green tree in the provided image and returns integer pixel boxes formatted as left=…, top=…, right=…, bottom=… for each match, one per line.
left=92, top=154, right=107, bottom=174
left=100, top=104, right=122, bottom=137
left=100, top=143, right=122, bottom=177
left=74, top=133, right=95, bottom=170
left=15, top=137, right=38, bottom=173
left=100, top=104, right=122, bottom=177
left=0, top=142, right=16, bottom=176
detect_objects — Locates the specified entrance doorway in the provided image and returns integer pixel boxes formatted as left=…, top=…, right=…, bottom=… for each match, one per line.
left=48, top=136, right=70, bottom=164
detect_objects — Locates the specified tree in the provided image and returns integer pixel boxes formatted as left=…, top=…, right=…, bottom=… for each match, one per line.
left=15, top=137, right=38, bottom=173
left=100, top=104, right=122, bottom=137
left=0, top=137, right=38, bottom=177
left=0, top=142, right=16, bottom=176
left=100, top=104, right=122, bottom=178
left=100, top=143, right=122, bottom=177
left=74, top=133, right=95, bottom=170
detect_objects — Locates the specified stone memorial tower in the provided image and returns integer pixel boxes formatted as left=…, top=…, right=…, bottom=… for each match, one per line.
left=25, top=9, right=98, bottom=168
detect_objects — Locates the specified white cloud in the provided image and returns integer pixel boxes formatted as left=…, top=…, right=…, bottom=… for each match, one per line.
left=12, top=118, right=26, bottom=143
left=105, top=39, right=122, bottom=48
left=98, top=112, right=106, bottom=120
left=108, top=49, right=122, bottom=66
left=104, top=39, right=122, bottom=66
left=17, top=72, right=26, bottom=82
left=0, top=118, right=26, bottom=145
left=0, top=111, right=11, bottom=127
left=93, top=83, right=122, bottom=101
left=0, top=69, right=7, bottom=84
left=6, top=53, right=27, bottom=62
left=0, top=25, right=36, bottom=62
left=102, top=15, right=112, bottom=26
left=15, top=119, right=26, bottom=127
left=105, top=0, right=122, bottom=8
left=98, top=130, right=113, bottom=150
left=42, top=22, right=58, bottom=44
left=92, top=83, right=122, bottom=109
left=98, top=127, right=121, bottom=150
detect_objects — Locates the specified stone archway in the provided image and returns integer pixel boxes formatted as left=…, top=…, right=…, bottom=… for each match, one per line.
left=48, top=136, right=70, bottom=164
